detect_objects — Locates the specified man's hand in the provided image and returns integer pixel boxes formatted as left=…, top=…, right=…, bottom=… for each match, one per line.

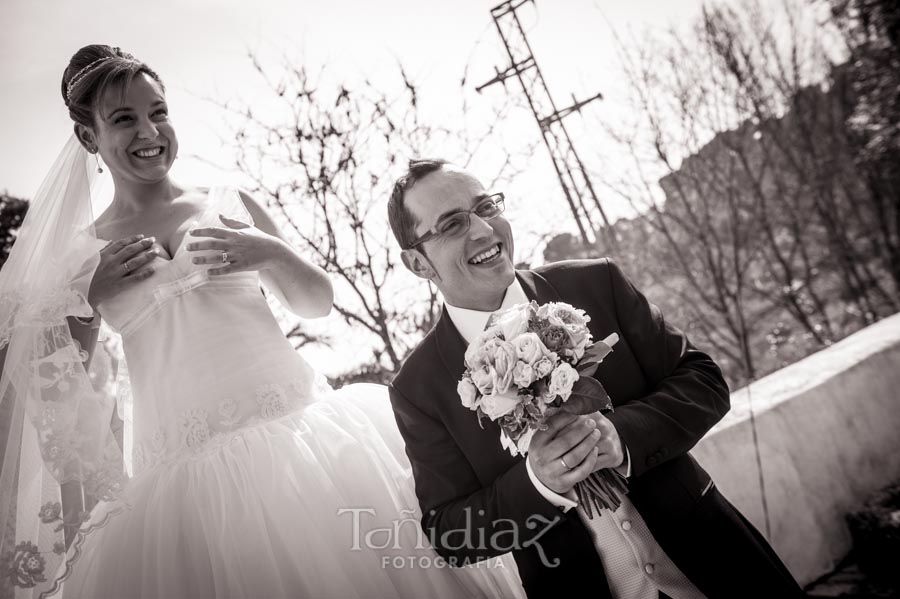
left=558, top=394, right=626, bottom=473
left=528, top=411, right=602, bottom=494
left=584, top=411, right=625, bottom=472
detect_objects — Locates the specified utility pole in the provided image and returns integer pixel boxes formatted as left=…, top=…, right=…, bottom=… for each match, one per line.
left=477, top=0, right=616, bottom=250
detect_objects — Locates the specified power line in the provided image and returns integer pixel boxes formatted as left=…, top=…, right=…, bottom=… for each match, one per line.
left=477, top=0, right=616, bottom=251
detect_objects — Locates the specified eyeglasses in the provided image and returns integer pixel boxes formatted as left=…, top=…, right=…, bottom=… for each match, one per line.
left=407, top=193, right=506, bottom=249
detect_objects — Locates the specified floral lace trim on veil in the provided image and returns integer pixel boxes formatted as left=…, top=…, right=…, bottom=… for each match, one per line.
left=2, top=375, right=327, bottom=596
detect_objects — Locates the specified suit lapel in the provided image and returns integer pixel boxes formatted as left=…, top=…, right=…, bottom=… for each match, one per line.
left=516, top=269, right=561, bottom=304
left=435, top=304, right=469, bottom=381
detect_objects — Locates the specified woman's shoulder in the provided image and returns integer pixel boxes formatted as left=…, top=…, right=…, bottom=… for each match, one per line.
left=91, top=209, right=119, bottom=241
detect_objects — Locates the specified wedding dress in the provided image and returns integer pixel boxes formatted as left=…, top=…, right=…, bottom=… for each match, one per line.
left=0, top=164, right=523, bottom=597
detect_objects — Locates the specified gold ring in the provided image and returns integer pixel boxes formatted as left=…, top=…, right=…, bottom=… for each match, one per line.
left=123, top=261, right=131, bottom=274
left=221, top=251, right=228, bottom=263
left=560, top=457, right=570, bottom=470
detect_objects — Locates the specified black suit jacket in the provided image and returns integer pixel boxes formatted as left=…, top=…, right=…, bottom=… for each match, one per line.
left=389, top=259, right=801, bottom=598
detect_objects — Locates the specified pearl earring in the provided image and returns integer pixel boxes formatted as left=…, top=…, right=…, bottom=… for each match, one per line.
left=93, top=151, right=103, bottom=173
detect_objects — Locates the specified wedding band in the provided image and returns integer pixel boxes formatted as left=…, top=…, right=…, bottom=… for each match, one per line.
left=122, top=261, right=131, bottom=274
left=560, top=457, right=571, bottom=470
left=221, top=251, right=228, bottom=263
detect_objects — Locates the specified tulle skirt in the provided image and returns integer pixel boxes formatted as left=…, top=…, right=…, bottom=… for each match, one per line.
left=55, top=384, right=525, bottom=598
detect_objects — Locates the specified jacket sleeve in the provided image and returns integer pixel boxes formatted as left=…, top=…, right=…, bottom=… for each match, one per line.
left=601, top=258, right=731, bottom=478
left=389, top=382, right=567, bottom=563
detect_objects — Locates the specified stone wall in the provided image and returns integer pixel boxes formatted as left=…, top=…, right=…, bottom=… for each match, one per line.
left=692, top=312, right=900, bottom=585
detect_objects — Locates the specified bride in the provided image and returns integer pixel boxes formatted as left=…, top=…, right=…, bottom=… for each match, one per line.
left=0, top=45, right=524, bottom=598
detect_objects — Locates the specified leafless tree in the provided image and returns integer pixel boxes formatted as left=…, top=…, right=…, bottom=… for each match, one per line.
left=212, top=52, right=528, bottom=379
left=702, top=1, right=898, bottom=322
left=825, top=0, right=900, bottom=290
left=594, top=0, right=897, bottom=385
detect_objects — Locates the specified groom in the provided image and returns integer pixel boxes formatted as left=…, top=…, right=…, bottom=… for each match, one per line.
left=386, top=160, right=803, bottom=599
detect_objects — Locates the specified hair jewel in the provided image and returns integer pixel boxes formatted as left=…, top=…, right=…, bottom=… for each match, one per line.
left=65, top=56, right=114, bottom=102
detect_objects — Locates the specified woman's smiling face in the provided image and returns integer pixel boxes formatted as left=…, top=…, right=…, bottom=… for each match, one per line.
left=91, top=72, right=178, bottom=185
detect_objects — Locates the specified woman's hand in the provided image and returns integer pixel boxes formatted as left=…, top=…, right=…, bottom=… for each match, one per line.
left=88, top=235, right=158, bottom=307
left=189, top=194, right=332, bottom=318
left=186, top=215, right=287, bottom=276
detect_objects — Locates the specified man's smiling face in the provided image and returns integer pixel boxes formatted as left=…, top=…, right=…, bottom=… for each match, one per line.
left=403, top=167, right=515, bottom=310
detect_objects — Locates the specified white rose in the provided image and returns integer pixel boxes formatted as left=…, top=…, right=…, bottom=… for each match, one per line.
left=513, top=361, right=535, bottom=388
left=513, top=333, right=549, bottom=365
left=535, top=303, right=553, bottom=321
left=494, top=305, right=530, bottom=342
left=548, top=363, right=579, bottom=401
left=457, top=377, right=480, bottom=410
left=480, top=389, right=521, bottom=420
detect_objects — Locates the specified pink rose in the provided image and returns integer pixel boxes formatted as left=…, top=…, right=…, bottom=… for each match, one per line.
left=491, top=340, right=518, bottom=395
left=549, top=303, right=590, bottom=327
left=480, top=389, right=522, bottom=420
left=532, top=381, right=556, bottom=405
left=464, top=329, right=504, bottom=370
left=513, top=361, right=535, bottom=388
left=533, top=356, right=555, bottom=379
left=539, top=325, right=570, bottom=353
left=457, top=376, right=480, bottom=410
left=569, top=327, right=591, bottom=361
left=463, top=334, right=516, bottom=390
left=470, top=365, right=495, bottom=396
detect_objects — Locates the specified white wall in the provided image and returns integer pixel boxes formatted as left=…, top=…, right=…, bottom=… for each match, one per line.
left=692, top=312, right=900, bottom=585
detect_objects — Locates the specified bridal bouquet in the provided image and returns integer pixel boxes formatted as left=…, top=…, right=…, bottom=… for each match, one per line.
left=457, top=301, right=627, bottom=517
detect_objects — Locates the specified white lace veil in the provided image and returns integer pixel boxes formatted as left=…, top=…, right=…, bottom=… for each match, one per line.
left=0, top=135, right=125, bottom=598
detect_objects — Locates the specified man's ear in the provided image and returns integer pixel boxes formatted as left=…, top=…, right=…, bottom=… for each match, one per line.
left=74, top=124, right=97, bottom=153
left=401, top=248, right=436, bottom=281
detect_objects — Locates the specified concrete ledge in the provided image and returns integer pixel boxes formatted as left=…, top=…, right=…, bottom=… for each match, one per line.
left=692, top=312, right=900, bottom=586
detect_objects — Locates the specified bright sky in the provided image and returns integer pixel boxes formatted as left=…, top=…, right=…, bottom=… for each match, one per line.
left=1, top=0, right=711, bottom=374
left=1, top=0, right=709, bottom=196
